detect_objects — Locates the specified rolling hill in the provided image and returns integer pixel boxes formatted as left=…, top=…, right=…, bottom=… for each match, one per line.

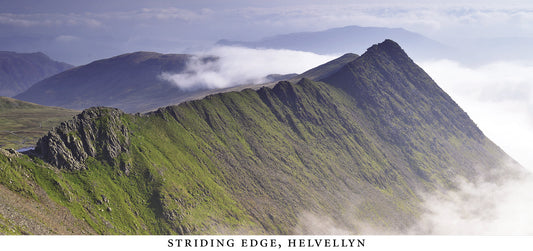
left=0, top=97, right=79, bottom=150
left=14, top=52, right=203, bottom=113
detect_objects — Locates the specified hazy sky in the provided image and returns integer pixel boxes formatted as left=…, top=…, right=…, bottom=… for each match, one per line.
left=2, top=0, right=533, bottom=64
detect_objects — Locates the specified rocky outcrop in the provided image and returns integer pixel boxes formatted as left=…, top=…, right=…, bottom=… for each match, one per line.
left=35, top=107, right=130, bottom=170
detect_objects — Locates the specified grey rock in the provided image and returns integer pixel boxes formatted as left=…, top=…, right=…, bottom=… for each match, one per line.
left=35, top=107, right=130, bottom=170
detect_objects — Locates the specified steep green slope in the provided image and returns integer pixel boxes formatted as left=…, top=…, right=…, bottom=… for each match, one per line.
left=322, top=39, right=501, bottom=184
left=1, top=108, right=260, bottom=234
left=0, top=149, right=95, bottom=234
left=0, top=40, right=514, bottom=234
left=0, top=97, right=79, bottom=150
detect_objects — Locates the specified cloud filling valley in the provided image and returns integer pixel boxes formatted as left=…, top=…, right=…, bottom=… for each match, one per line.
left=160, top=46, right=336, bottom=90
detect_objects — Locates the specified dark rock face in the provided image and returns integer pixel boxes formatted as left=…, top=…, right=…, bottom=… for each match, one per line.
left=35, top=107, right=130, bottom=170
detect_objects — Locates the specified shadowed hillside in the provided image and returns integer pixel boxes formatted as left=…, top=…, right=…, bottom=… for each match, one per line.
left=0, top=51, right=72, bottom=97
left=14, top=52, right=202, bottom=113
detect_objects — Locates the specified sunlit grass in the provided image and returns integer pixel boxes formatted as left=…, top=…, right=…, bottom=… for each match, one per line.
left=0, top=97, right=79, bottom=149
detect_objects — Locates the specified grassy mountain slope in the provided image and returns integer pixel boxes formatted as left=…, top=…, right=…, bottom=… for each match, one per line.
left=322, top=39, right=500, bottom=183
left=0, top=97, right=79, bottom=150
left=0, top=40, right=513, bottom=234
left=0, top=149, right=95, bottom=234
left=0, top=51, right=72, bottom=97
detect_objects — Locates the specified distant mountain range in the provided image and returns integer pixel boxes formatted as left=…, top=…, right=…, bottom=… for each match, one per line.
left=217, top=25, right=450, bottom=60
left=0, top=51, right=72, bottom=97
left=0, top=40, right=517, bottom=234
left=15, top=52, right=200, bottom=113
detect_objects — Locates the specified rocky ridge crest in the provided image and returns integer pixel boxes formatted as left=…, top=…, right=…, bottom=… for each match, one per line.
left=35, top=107, right=130, bottom=170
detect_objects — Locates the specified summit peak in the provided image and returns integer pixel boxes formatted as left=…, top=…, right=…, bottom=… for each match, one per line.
left=359, top=39, right=413, bottom=66
left=365, top=39, right=406, bottom=56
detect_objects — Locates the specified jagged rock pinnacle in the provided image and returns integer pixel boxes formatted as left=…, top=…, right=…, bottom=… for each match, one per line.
left=35, top=107, right=130, bottom=170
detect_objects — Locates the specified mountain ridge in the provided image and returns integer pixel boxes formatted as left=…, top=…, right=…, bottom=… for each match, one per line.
left=13, top=50, right=360, bottom=113
left=0, top=40, right=517, bottom=234
left=324, top=39, right=483, bottom=142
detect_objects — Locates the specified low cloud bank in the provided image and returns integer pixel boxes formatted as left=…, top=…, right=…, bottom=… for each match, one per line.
left=160, top=46, right=336, bottom=90
left=412, top=161, right=533, bottom=234
left=293, top=162, right=533, bottom=235
left=420, top=60, right=533, bottom=171
left=293, top=212, right=354, bottom=235
left=415, top=60, right=533, bottom=234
